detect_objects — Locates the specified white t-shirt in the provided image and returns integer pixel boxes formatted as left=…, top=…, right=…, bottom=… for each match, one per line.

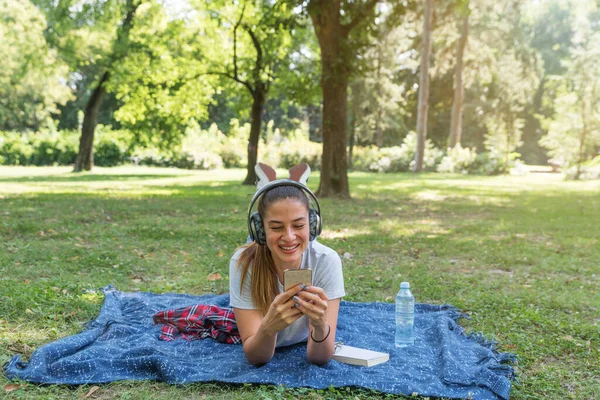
left=229, top=240, right=345, bottom=347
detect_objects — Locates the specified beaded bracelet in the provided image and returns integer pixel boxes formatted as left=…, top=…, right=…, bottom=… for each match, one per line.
left=310, top=325, right=331, bottom=343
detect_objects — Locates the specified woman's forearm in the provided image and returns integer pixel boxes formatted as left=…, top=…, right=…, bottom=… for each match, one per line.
left=241, top=324, right=278, bottom=366
left=306, top=324, right=336, bottom=365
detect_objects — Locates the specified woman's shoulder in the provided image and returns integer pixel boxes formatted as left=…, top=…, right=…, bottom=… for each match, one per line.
left=308, top=239, right=340, bottom=260
left=231, top=246, right=246, bottom=260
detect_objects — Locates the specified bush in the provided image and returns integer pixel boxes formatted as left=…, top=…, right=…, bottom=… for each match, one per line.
left=0, top=127, right=135, bottom=167
left=437, top=145, right=478, bottom=174
left=469, top=150, right=520, bottom=175
left=220, top=122, right=248, bottom=168
left=0, top=131, right=34, bottom=165
left=565, top=155, right=600, bottom=180
left=173, top=121, right=224, bottom=170
left=351, top=146, right=382, bottom=172
left=276, top=136, right=321, bottom=171
left=93, top=126, right=134, bottom=167
left=351, top=132, right=443, bottom=172
left=0, top=119, right=528, bottom=176
left=29, top=131, right=78, bottom=166
left=261, top=123, right=321, bottom=170
left=0, top=130, right=79, bottom=166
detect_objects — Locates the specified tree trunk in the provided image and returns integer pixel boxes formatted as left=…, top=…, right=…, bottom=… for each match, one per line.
left=375, top=43, right=383, bottom=147
left=309, top=1, right=350, bottom=198
left=576, top=98, right=588, bottom=180
left=319, top=62, right=350, bottom=197
left=243, top=85, right=266, bottom=185
left=74, top=71, right=109, bottom=172
left=348, top=80, right=361, bottom=169
left=505, top=111, right=512, bottom=175
left=449, top=12, right=468, bottom=149
left=414, top=0, right=434, bottom=172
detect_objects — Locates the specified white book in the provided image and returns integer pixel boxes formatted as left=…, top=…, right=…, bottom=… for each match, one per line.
left=332, top=343, right=389, bottom=367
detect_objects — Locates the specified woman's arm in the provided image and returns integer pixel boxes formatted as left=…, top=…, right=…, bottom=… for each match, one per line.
left=233, top=286, right=304, bottom=366
left=295, top=287, right=340, bottom=365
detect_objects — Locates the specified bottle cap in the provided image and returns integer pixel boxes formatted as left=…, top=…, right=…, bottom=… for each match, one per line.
left=400, top=282, right=410, bottom=289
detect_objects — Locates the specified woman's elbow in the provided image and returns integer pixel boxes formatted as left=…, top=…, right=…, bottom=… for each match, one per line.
left=307, top=353, right=333, bottom=366
left=244, top=349, right=274, bottom=366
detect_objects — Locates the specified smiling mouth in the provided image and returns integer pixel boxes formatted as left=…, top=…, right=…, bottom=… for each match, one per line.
left=279, top=244, right=299, bottom=251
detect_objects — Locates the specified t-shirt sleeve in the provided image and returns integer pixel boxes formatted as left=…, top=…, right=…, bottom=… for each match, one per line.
left=228, top=249, right=256, bottom=309
left=313, top=247, right=345, bottom=300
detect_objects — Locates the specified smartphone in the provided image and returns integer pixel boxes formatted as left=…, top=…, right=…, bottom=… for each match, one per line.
left=283, top=268, right=312, bottom=291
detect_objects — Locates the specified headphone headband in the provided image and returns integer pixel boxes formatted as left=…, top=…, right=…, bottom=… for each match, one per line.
left=247, top=179, right=321, bottom=243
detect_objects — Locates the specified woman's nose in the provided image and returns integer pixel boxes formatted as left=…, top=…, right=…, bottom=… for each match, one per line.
left=282, top=226, right=295, bottom=240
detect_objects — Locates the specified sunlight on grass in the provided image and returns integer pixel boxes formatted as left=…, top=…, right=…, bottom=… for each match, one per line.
left=1, top=166, right=600, bottom=400
left=0, top=167, right=250, bottom=196
left=320, top=227, right=371, bottom=239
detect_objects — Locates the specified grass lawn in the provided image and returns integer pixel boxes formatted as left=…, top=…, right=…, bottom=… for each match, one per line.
left=0, top=166, right=598, bottom=399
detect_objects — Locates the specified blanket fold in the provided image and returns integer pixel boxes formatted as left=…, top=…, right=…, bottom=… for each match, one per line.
left=3, top=286, right=515, bottom=400
left=152, top=304, right=241, bottom=344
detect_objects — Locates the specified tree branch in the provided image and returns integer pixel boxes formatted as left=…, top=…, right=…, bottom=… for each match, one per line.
left=242, top=24, right=263, bottom=85
left=206, top=71, right=255, bottom=95
left=343, top=0, right=380, bottom=35
left=233, top=4, right=247, bottom=82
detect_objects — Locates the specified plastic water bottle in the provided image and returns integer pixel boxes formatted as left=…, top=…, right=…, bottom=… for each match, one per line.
left=395, top=282, right=415, bottom=347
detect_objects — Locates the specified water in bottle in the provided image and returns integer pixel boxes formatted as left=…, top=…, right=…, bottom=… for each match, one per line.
left=395, top=281, right=415, bottom=347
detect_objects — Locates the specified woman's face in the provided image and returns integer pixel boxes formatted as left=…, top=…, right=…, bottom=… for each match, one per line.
left=263, top=198, right=310, bottom=271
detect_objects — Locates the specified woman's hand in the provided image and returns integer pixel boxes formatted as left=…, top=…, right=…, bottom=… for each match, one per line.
left=260, top=284, right=305, bottom=336
left=293, top=285, right=329, bottom=329
left=233, top=284, right=305, bottom=366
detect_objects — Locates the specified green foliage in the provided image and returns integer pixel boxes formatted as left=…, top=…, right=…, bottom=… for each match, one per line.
left=0, top=0, right=73, bottom=131
left=351, top=132, right=443, bottom=173
left=539, top=31, right=600, bottom=177
left=267, top=124, right=322, bottom=170
left=1, top=121, right=528, bottom=176
left=436, top=145, right=478, bottom=173
left=565, top=155, right=600, bottom=180
left=0, top=127, right=134, bottom=167
left=0, top=131, right=77, bottom=166
left=110, top=2, right=216, bottom=145
left=470, top=150, right=521, bottom=175
left=93, top=126, right=135, bottom=167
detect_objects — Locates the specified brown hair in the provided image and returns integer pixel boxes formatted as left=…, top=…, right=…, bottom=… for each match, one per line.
left=237, top=185, right=310, bottom=314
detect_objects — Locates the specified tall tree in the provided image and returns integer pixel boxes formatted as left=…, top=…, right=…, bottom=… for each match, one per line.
left=304, top=0, right=388, bottom=198
left=448, top=0, right=469, bottom=148
left=33, top=0, right=215, bottom=170
left=0, top=0, right=72, bottom=131
left=193, top=0, right=314, bottom=185
left=348, top=9, right=412, bottom=149
left=109, top=2, right=216, bottom=151
left=414, top=0, right=434, bottom=172
left=32, top=0, right=147, bottom=171
left=540, top=28, right=600, bottom=178
left=74, top=0, right=142, bottom=171
left=520, top=0, right=575, bottom=164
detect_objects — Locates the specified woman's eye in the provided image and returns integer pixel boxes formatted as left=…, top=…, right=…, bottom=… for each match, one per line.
left=270, top=226, right=283, bottom=231
left=294, top=224, right=305, bottom=229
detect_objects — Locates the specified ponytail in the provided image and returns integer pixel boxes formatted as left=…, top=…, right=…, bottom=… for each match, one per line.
left=237, top=242, right=278, bottom=315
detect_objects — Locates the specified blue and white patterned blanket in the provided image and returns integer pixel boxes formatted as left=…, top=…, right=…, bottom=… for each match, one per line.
left=3, top=286, right=515, bottom=400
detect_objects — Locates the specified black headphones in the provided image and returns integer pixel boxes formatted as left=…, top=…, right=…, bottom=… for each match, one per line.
left=247, top=179, right=322, bottom=245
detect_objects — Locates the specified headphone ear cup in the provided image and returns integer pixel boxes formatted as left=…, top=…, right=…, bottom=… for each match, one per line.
left=249, top=212, right=266, bottom=245
left=309, top=208, right=321, bottom=241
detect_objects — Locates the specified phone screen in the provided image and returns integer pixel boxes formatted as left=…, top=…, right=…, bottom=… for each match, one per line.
left=283, top=268, right=312, bottom=291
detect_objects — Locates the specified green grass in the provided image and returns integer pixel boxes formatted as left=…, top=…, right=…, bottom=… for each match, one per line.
left=1, top=166, right=599, bottom=399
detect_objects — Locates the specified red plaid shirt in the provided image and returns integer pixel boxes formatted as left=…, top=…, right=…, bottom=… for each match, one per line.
left=152, top=304, right=241, bottom=344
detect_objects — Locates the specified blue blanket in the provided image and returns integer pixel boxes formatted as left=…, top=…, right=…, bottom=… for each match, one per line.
left=3, top=286, right=515, bottom=399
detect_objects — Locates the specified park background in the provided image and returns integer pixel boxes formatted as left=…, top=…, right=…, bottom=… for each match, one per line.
left=1, top=0, right=599, bottom=398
